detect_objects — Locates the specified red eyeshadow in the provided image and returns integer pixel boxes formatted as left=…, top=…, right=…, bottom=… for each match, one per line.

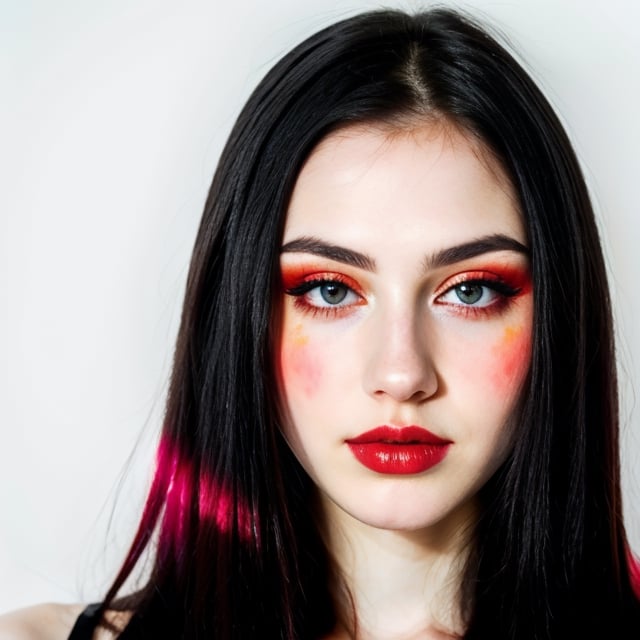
left=280, top=263, right=328, bottom=289
left=473, top=263, right=532, bottom=293
left=280, top=262, right=363, bottom=293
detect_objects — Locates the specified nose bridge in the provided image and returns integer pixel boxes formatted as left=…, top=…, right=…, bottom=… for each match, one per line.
left=363, top=296, right=438, bottom=403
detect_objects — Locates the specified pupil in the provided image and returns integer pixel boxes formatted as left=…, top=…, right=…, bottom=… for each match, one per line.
left=321, top=283, right=347, bottom=304
left=455, top=283, right=483, bottom=304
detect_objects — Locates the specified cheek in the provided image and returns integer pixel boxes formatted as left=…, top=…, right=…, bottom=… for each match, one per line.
left=487, top=322, right=532, bottom=393
left=448, top=300, right=533, bottom=400
left=278, top=323, right=323, bottom=399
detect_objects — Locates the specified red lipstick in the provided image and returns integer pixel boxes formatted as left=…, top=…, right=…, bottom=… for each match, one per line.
left=346, top=426, right=451, bottom=475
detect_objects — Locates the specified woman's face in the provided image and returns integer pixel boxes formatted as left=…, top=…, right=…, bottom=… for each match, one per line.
left=276, top=122, right=532, bottom=533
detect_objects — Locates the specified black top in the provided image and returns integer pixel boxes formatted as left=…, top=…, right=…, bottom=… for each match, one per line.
left=67, top=604, right=101, bottom=640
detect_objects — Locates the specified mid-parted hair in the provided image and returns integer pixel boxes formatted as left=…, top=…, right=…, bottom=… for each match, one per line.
left=100, top=8, right=640, bottom=638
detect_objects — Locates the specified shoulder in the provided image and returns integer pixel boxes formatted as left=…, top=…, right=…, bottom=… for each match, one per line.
left=0, top=604, right=131, bottom=640
left=0, top=603, right=85, bottom=640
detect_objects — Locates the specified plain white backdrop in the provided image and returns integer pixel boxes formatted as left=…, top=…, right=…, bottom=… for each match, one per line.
left=2, top=0, right=639, bottom=612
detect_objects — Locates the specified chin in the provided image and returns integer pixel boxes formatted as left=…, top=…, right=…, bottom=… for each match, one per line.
left=324, top=491, right=479, bottom=539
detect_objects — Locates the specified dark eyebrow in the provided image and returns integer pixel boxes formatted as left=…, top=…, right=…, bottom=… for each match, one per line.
left=280, top=236, right=376, bottom=271
left=424, top=233, right=529, bottom=270
left=280, top=233, right=528, bottom=273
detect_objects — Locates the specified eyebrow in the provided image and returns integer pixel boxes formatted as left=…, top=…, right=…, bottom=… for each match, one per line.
left=280, top=236, right=376, bottom=270
left=424, top=233, right=529, bottom=270
left=280, top=233, right=528, bottom=272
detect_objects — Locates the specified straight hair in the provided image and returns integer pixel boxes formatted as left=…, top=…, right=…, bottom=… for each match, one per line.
left=99, top=8, right=640, bottom=638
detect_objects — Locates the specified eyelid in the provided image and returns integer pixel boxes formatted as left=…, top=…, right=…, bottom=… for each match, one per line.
left=281, top=265, right=367, bottom=319
left=280, top=265, right=365, bottom=296
left=432, top=268, right=526, bottom=299
left=286, top=277, right=355, bottom=297
left=431, top=269, right=526, bottom=320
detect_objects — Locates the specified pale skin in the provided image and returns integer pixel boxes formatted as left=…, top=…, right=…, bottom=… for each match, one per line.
left=277, top=122, right=532, bottom=638
left=0, top=121, right=533, bottom=639
left=0, top=605, right=128, bottom=639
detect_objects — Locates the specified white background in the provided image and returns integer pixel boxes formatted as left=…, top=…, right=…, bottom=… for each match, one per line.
left=2, top=0, right=639, bottom=612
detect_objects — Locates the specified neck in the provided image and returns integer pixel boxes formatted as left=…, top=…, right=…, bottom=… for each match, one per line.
left=321, top=498, right=475, bottom=639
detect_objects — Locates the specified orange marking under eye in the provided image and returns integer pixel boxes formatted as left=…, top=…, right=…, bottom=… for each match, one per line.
left=292, top=323, right=309, bottom=346
left=489, top=323, right=532, bottom=390
left=502, top=326, right=520, bottom=345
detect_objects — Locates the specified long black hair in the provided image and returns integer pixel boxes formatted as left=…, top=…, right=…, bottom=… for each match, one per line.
left=99, top=8, right=640, bottom=638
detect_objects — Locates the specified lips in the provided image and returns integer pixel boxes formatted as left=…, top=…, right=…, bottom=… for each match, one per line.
left=345, top=426, right=451, bottom=474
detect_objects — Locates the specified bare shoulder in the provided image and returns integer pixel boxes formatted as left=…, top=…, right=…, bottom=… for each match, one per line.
left=0, top=604, right=132, bottom=640
left=0, top=603, right=85, bottom=640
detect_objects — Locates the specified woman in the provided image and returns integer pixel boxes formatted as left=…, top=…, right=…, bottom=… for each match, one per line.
left=2, top=7, right=639, bottom=639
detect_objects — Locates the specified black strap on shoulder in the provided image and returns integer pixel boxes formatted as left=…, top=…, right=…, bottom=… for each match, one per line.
left=67, top=603, right=102, bottom=640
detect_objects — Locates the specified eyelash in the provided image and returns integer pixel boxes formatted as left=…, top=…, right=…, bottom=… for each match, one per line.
left=434, top=277, right=521, bottom=318
left=285, top=274, right=363, bottom=318
left=284, top=272, right=523, bottom=319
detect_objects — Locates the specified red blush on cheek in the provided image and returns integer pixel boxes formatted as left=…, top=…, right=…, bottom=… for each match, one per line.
left=279, top=324, right=322, bottom=398
left=488, top=323, right=532, bottom=392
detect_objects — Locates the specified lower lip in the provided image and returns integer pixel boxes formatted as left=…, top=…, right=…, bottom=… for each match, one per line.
left=346, top=442, right=450, bottom=474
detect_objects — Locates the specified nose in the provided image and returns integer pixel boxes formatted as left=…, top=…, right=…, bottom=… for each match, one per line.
left=363, top=312, right=438, bottom=403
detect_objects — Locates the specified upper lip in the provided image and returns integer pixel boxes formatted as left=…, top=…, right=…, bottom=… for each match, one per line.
left=345, top=425, right=451, bottom=445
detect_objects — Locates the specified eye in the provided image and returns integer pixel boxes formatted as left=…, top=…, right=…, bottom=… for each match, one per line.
left=298, top=280, right=360, bottom=308
left=314, top=282, right=349, bottom=305
left=435, top=276, right=521, bottom=313
left=284, top=273, right=365, bottom=317
left=440, top=282, right=500, bottom=307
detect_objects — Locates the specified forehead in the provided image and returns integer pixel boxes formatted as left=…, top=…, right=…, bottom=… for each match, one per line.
left=283, top=122, right=525, bottom=250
